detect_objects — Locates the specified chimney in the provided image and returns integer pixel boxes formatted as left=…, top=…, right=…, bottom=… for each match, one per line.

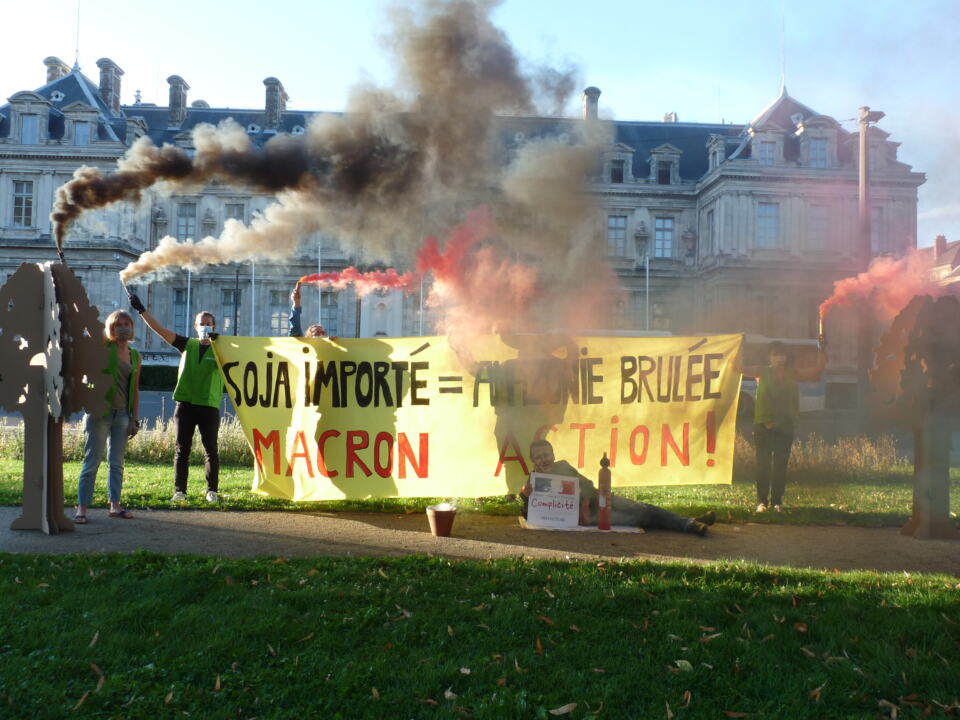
left=96, top=58, right=124, bottom=115
left=663, top=111, right=679, bottom=123
left=167, top=75, right=190, bottom=127
left=934, top=234, right=947, bottom=262
left=581, top=86, right=601, bottom=121
left=263, top=77, right=289, bottom=129
left=44, top=56, right=71, bottom=84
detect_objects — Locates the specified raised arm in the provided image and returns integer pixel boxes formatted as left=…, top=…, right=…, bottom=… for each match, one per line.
left=796, top=348, right=827, bottom=383
left=128, top=293, right=176, bottom=346
left=288, top=282, right=303, bottom=337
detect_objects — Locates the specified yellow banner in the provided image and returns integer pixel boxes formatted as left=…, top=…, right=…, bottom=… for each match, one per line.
left=212, top=334, right=742, bottom=500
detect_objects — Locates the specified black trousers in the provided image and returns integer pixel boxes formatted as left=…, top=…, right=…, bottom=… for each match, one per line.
left=754, top=424, right=794, bottom=506
left=174, top=401, right=220, bottom=493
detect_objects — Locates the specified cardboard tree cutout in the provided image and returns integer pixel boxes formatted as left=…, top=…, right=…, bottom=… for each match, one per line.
left=872, top=295, right=960, bottom=539
left=0, top=262, right=108, bottom=534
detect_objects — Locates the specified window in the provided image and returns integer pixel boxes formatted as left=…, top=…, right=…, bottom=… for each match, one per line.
left=632, top=291, right=648, bottom=329
left=758, top=141, right=776, bottom=165
left=176, top=203, right=196, bottom=241
left=808, top=138, right=827, bottom=168
left=610, top=299, right=626, bottom=329
left=706, top=209, right=716, bottom=254
left=221, top=289, right=240, bottom=334
left=270, top=290, right=289, bottom=336
left=606, top=215, right=627, bottom=256
left=321, top=290, right=339, bottom=336
left=654, top=217, right=674, bottom=258
left=13, top=181, right=34, bottom=227
left=870, top=206, right=885, bottom=254
left=808, top=205, right=828, bottom=250
left=756, top=203, right=780, bottom=248
left=224, top=203, right=245, bottom=224
left=610, top=160, right=624, bottom=184
left=173, top=288, right=187, bottom=336
left=74, top=121, right=90, bottom=146
left=20, top=115, right=39, bottom=144
left=657, top=162, right=671, bottom=185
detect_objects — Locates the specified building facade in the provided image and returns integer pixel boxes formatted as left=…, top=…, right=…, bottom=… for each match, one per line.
left=1, top=58, right=925, bottom=390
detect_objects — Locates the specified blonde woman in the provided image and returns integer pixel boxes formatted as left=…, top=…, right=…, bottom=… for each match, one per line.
left=75, top=310, right=141, bottom=523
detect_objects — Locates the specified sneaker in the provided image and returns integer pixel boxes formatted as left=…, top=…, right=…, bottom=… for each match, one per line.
left=773, top=504, right=783, bottom=512
left=755, top=503, right=767, bottom=513
left=695, top=511, right=716, bottom=526
left=687, top=520, right=708, bottom=536
left=205, top=490, right=219, bottom=503
left=171, top=491, right=187, bottom=502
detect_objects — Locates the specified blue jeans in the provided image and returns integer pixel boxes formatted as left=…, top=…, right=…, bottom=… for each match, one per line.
left=77, top=410, right=131, bottom=506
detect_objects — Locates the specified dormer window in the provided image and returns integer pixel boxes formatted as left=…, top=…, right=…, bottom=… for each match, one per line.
left=247, top=123, right=261, bottom=133
left=610, top=160, right=624, bottom=184
left=657, top=162, right=671, bottom=184
left=50, top=91, right=65, bottom=102
left=648, top=144, right=682, bottom=185
left=808, top=138, right=827, bottom=168
left=20, top=115, right=39, bottom=144
left=74, top=121, right=91, bottom=146
left=291, top=126, right=305, bottom=135
left=758, top=141, right=776, bottom=165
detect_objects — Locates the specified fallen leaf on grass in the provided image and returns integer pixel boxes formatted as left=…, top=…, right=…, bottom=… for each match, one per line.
left=514, top=658, right=524, bottom=673
left=809, top=682, right=826, bottom=702
left=211, top=564, right=222, bottom=574
left=536, top=615, right=555, bottom=625
left=878, top=699, right=899, bottom=719
left=549, top=702, right=577, bottom=715
left=267, top=644, right=277, bottom=656
left=298, top=632, right=315, bottom=643
left=213, top=675, right=221, bottom=692
left=682, top=690, right=692, bottom=707
left=800, top=647, right=816, bottom=658
left=471, top=603, right=488, bottom=611
left=88, top=631, right=99, bottom=649
left=72, top=692, right=89, bottom=710
left=722, top=712, right=748, bottom=718
left=371, top=687, right=379, bottom=699
left=377, top=568, right=389, bottom=579
left=395, top=605, right=413, bottom=620
left=666, top=700, right=674, bottom=719
left=460, top=667, right=471, bottom=675
left=164, top=692, right=173, bottom=704
left=416, top=697, right=439, bottom=706
left=445, top=687, right=458, bottom=700
left=674, top=660, right=693, bottom=672
left=699, top=633, right=722, bottom=643
left=37, top=583, right=50, bottom=588
left=941, top=612, right=956, bottom=626
left=544, top=586, right=555, bottom=598
left=593, top=668, right=605, bottom=673
left=307, top=568, right=319, bottom=576
left=448, top=626, right=455, bottom=637
left=760, top=634, right=775, bottom=643
left=273, top=557, right=286, bottom=564
left=496, top=677, right=507, bottom=687
left=569, top=625, right=581, bottom=632
left=699, top=626, right=716, bottom=632
left=794, top=622, right=808, bottom=633
left=535, top=636, right=544, bottom=655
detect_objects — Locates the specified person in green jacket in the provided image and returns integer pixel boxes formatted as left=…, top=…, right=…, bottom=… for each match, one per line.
left=75, top=310, right=141, bottom=523
left=130, top=293, right=224, bottom=503
left=743, top=341, right=827, bottom=513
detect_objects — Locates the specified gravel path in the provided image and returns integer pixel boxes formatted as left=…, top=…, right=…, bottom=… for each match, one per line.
left=2, top=507, right=958, bottom=576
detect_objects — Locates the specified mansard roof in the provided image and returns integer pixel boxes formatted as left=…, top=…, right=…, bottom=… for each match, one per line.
left=749, top=85, right=819, bottom=130
left=0, top=67, right=123, bottom=142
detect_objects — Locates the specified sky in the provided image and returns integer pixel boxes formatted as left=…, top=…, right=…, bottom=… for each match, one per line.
left=3, top=0, right=958, bottom=244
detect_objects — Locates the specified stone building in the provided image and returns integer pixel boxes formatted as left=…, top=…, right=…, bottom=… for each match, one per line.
left=1, top=58, right=925, bottom=397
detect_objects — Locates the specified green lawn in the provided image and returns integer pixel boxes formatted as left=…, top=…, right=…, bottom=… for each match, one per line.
left=2, top=458, right=958, bottom=527
left=1, top=553, right=956, bottom=719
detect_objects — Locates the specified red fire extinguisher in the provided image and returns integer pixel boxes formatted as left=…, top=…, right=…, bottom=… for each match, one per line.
left=598, top=453, right=612, bottom=531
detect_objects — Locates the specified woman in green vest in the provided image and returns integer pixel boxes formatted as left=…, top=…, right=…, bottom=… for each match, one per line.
left=75, top=310, right=141, bottom=523
left=743, top=341, right=826, bottom=513
left=130, top=293, right=225, bottom=503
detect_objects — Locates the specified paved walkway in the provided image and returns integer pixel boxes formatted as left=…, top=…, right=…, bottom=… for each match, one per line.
left=2, top=507, right=958, bottom=576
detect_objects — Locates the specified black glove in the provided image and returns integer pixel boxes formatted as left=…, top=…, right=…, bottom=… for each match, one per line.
left=128, top=293, right=146, bottom=314
left=126, top=418, right=140, bottom=439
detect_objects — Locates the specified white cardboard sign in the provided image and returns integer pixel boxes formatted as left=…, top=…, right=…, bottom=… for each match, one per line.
left=525, top=472, right=581, bottom=529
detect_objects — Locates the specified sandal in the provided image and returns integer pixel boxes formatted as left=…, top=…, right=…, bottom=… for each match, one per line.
left=73, top=514, right=88, bottom=525
left=108, top=509, right=134, bottom=519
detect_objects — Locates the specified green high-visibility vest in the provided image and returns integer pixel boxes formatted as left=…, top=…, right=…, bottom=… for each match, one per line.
left=754, top=366, right=799, bottom=429
left=103, top=341, right=141, bottom=417
left=173, top=338, right=224, bottom=408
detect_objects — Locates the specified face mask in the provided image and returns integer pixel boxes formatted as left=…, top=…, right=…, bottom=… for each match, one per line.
left=198, top=325, right=213, bottom=340
left=114, top=327, right=133, bottom=341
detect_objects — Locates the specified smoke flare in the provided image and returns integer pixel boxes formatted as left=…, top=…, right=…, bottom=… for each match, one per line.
left=298, top=268, right=418, bottom=296
left=819, top=250, right=952, bottom=324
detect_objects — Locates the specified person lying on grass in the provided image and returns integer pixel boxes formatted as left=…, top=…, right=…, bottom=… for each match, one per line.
left=521, top=439, right=715, bottom=535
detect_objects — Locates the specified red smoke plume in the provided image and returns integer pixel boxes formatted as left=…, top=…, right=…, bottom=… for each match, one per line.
left=298, top=268, right=418, bottom=296
left=819, top=250, right=953, bottom=323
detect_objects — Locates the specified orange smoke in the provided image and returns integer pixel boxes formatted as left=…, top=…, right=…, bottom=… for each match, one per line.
left=298, top=268, right=418, bottom=296
left=819, top=250, right=949, bottom=323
